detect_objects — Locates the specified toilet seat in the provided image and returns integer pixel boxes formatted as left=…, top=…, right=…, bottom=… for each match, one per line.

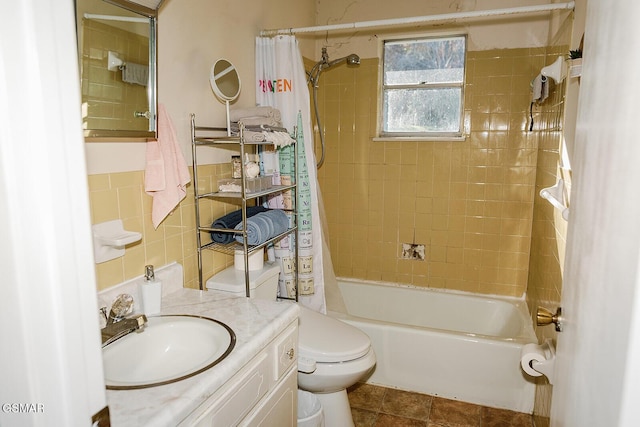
left=298, top=306, right=371, bottom=363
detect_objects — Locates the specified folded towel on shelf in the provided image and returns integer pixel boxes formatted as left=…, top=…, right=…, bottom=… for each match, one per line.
left=268, top=209, right=290, bottom=231
left=145, top=104, right=191, bottom=229
left=229, top=106, right=281, bottom=123
left=122, top=62, right=148, bottom=86
left=238, top=116, right=281, bottom=127
left=229, top=119, right=282, bottom=136
left=210, top=206, right=268, bottom=244
left=235, top=129, right=267, bottom=142
left=241, top=213, right=271, bottom=245
left=263, top=131, right=294, bottom=148
left=234, top=209, right=289, bottom=246
left=230, top=122, right=289, bottom=134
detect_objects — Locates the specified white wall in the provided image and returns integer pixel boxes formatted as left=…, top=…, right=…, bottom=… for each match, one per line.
left=85, top=0, right=315, bottom=174
left=309, top=0, right=554, bottom=63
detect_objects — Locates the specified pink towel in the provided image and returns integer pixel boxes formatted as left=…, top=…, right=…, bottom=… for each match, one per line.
left=145, top=104, right=191, bottom=229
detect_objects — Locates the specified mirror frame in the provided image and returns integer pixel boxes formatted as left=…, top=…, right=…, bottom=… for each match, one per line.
left=210, top=59, right=241, bottom=102
left=80, top=0, right=159, bottom=141
left=209, top=59, right=241, bottom=136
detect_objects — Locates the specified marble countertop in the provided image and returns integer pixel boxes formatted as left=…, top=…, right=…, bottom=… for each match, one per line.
left=105, top=288, right=299, bottom=427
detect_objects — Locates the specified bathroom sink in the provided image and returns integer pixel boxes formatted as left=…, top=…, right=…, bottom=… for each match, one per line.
left=102, top=314, right=236, bottom=390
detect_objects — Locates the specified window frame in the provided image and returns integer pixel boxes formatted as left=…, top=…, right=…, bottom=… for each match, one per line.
left=376, top=33, right=468, bottom=141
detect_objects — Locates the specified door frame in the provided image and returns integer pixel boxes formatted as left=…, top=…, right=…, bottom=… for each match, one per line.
left=0, top=0, right=107, bottom=425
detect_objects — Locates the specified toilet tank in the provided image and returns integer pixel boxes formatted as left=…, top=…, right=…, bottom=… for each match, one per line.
left=206, top=262, right=280, bottom=300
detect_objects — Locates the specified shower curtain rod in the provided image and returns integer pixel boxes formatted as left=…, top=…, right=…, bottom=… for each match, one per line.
left=259, top=1, right=575, bottom=36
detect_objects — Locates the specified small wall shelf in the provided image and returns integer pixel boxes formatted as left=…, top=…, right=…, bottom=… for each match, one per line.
left=93, top=219, right=142, bottom=264
left=540, top=179, right=570, bottom=221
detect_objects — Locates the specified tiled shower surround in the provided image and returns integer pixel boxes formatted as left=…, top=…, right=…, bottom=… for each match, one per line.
left=313, top=48, right=550, bottom=297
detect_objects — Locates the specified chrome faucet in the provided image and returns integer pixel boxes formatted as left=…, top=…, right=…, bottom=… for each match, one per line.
left=100, top=294, right=147, bottom=347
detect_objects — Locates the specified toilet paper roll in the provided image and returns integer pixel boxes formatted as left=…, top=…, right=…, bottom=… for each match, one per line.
left=520, top=343, right=547, bottom=377
left=234, top=248, right=264, bottom=271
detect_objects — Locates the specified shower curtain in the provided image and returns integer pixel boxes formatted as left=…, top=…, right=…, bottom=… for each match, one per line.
left=255, top=35, right=326, bottom=313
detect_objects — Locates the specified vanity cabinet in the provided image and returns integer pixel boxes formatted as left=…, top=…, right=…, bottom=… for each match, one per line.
left=178, top=321, right=298, bottom=426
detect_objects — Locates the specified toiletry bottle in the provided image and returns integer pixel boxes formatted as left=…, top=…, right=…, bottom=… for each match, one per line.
left=140, top=265, right=162, bottom=315
left=231, top=155, right=242, bottom=178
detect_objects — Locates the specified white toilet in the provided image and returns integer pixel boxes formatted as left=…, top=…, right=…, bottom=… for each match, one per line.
left=207, top=262, right=376, bottom=427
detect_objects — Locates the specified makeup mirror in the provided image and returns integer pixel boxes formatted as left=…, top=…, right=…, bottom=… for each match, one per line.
left=76, top=0, right=160, bottom=140
left=209, top=59, right=241, bottom=135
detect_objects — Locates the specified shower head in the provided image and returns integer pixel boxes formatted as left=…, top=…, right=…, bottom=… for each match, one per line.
left=326, top=53, right=360, bottom=68
left=346, top=54, right=361, bottom=65
left=307, top=48, right=361, bottom=87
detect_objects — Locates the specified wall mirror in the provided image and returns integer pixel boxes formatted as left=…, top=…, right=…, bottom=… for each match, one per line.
left=76, top=0, right=162, bottom=140
left=209, top=59, right=241, bottom=135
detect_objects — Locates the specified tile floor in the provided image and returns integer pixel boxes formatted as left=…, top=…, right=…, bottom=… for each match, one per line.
left=347, top=383, right=534, bottom=427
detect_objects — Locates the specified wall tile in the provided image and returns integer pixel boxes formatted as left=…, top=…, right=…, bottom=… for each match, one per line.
left=89, top=165, right=238, bottom=291
left=314, top=51, right=541, bottom=295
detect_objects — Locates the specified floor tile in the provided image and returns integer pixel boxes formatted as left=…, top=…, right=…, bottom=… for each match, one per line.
left=349, top=382, right=387, bottom=411
left=374, top=413, right=428, bottom=427
left=346, top=384, right=534, bottom=427
left=381, top=388, right=432, bottom=421
left=481, top=406, right=534, bottom=427
left=418, top=396, right=481, bottom=427
left=352, top=407, right=378, bottom=427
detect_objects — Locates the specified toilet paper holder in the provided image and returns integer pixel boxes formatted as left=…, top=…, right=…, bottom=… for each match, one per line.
left=537, top=306, right=563, bottom=332
left=521, top=339, right=556, bottom=384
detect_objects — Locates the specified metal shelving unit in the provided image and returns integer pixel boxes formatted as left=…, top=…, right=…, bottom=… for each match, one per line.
left=190, top=113, right=298, bottom=298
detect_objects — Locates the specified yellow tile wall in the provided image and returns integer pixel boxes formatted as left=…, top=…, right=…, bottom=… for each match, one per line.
left=88, top=164, right=238, bottom=291
left=81, top=19, right=149, bottom=132
left=312, top=47, right=548, bottom=297
left=526, top=16, right=573, bottom=427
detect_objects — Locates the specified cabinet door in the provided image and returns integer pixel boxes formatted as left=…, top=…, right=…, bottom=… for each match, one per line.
left=241, top=367, right=298, bottom=427
left=187, top=352, right=272, bottom=427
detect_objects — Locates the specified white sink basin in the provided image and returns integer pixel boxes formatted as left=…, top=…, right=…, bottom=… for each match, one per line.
left=103, top=315, right=235, bottom=389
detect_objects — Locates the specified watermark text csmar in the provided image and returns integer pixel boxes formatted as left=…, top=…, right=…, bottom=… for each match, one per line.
left=2, top=403, right=44, bottom=413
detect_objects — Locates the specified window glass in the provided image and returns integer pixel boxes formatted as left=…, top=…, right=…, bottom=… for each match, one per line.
left=382, top=36, right=466, bottom=137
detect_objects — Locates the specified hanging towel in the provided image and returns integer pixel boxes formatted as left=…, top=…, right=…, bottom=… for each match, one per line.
left=145, top=104, right=191, bottom=229
left=210, top=206, right=269, bottom=244
left=122, top=62, right=149, bottom=86
left=234, top=209, right=289, bottom=245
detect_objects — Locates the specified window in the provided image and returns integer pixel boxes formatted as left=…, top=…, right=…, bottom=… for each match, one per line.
left=381, top=35, right=466, bottom=138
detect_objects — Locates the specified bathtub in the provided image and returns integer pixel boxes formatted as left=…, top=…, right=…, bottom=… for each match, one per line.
left=329, top=279, right=537, bottom=413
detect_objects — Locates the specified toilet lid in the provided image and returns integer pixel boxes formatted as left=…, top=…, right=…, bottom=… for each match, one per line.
left=298, top=306, right=371, bottom=363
